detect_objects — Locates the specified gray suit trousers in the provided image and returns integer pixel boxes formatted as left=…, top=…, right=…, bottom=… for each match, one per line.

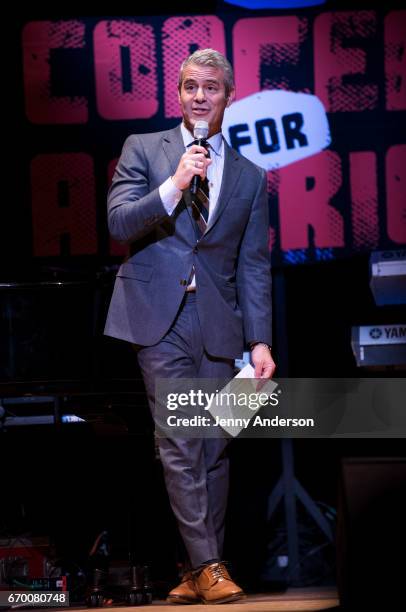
left=137, top=292, right=235, bottom=569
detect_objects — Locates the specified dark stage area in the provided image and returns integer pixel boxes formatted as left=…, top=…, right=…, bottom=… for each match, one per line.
left=1, top=254, right=405, bottom=605
left=1, top=416, right=405, bottom=603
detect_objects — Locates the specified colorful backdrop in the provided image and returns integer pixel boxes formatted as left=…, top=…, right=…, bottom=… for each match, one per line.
left=10, top=2, right=406, bottom=268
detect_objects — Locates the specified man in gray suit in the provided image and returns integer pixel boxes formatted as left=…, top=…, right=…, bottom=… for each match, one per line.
left=105, top=49, right=275, bottom=604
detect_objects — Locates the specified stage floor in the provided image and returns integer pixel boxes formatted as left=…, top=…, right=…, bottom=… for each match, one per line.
left=68, top=588, right=339, bottom=611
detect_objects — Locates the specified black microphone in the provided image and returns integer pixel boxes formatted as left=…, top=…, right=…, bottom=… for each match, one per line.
left=190, top=120, right=209, bottom=195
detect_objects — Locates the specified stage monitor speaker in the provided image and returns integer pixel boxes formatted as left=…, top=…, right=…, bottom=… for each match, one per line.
left=369, top=249, right=406, bottom=306
left=337, top=457, right=406, bottom=609
left=351, top=324, right=406, bottom=367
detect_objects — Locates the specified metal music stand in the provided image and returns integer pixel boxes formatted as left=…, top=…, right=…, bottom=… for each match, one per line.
left=266, top=271, right=334, bottom=584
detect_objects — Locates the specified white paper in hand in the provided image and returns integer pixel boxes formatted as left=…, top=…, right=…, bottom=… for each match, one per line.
left=206, top=364, right=278, bottom=437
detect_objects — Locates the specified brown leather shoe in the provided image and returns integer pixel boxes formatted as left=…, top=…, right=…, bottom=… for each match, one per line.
left=193, top=562, right=245, bottom=604
left=167, top=572, right=199, bottom=604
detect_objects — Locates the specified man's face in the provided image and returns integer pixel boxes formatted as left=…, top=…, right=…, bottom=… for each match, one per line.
left=178, top=63, right=234, bottom=138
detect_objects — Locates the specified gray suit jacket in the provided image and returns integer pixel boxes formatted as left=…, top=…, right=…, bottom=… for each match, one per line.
left=104, top=125, right=272, bottom=359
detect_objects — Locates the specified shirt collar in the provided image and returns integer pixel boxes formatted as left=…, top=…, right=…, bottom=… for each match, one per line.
left=180, top=122, right=223, bottom=157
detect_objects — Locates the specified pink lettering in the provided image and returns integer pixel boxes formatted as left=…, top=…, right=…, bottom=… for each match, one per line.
left=31, top=153, right=97, bottom=255
left=385, top=11, right=406, bottom=110
left=94, top=20, right=158, bottom=120
left=314, top=11, right=378, bottom=112
left=279, top=151, right=344, bottom=250
left=23, top=21, right=87, bottom=124
left=386, top=145, right=406, bottom=244
left=233, top=16, right=305, bottom=99
left=350, top=152, right=378, bottom=248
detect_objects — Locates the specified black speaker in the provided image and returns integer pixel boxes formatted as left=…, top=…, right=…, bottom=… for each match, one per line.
left=337, top=457, right=406, bottom=608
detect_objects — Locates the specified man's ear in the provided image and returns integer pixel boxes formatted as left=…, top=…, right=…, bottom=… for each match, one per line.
left=226, top=89, right=235, bottom=107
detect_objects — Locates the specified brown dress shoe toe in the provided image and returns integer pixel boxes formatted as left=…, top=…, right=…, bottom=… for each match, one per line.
left=193, top=562, right=245, bottom=604
left=167, top=572, right=200, bottom=604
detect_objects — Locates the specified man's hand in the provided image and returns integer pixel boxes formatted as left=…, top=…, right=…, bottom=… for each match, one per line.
left=172, top=144, right=212, bottom=191
left=252, top=344, right=276, bottom=380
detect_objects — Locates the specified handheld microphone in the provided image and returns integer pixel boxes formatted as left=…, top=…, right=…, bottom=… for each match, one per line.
left=190, top=120, right=209, bottom=195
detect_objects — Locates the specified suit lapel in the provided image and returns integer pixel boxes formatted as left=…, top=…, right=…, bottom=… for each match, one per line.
left=162, top=125, right=185, bottom=175
left=162, top=126, right=196, bottom=234
left=204, top=139, right=241, bottom=236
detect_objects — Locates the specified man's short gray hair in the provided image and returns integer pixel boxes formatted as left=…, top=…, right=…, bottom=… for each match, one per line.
left=178, top=48, right=235, bottom=98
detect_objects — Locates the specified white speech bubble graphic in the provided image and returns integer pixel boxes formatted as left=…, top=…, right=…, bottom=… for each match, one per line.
left=222, top=90, right=331, bottom=170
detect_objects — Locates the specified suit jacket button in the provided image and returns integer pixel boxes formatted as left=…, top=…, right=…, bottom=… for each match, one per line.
left=180, top=279, right=187, bottom=286
left=193, top=246, right=198, bottom=254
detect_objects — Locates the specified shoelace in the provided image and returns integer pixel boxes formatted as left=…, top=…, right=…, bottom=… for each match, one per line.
left=208, top=564, right=229, bottom=582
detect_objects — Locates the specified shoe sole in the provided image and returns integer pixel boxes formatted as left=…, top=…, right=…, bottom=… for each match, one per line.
left=200, top=592, right=246, bottom=605
left=166, top=595, right=200, bottom=605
